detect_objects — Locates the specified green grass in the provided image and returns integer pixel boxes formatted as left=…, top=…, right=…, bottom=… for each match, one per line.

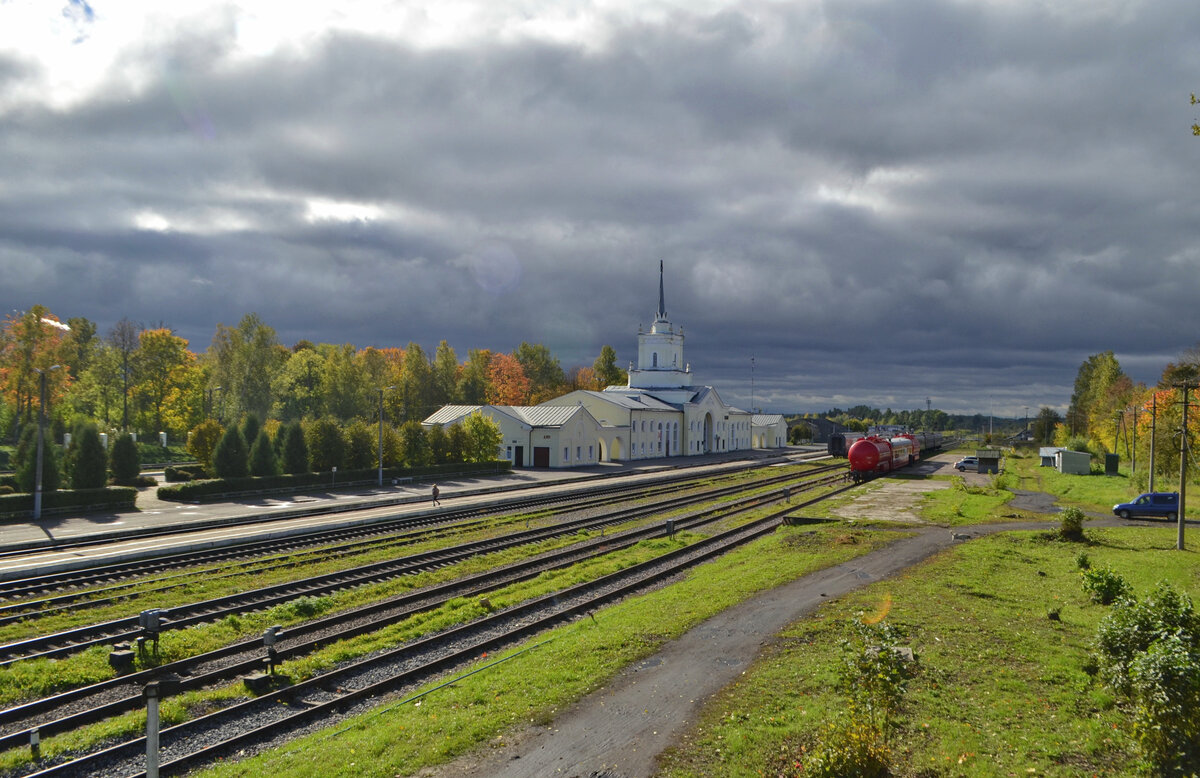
left=175, top=525, right=897, bottom=778
left=918, top=475, right=1021, bottom=525
left=657, top=526, right=1200, bottom=777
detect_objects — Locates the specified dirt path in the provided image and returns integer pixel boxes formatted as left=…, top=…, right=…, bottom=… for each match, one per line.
left=426, top=524, right=1026, bottom=778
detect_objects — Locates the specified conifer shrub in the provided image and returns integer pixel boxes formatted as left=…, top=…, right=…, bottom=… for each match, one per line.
left=281, top=422, right=310, bottom=475
left=212, top=427, right=248, bottom=479
left=248, top=430, right=279, bottom=477
left=66, top=422, right=107, bottom=489
left=109, top=433, right=141, bottom=485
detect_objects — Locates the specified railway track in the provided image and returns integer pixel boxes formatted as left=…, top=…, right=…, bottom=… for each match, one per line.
left=15, top=479, right=855, bottom=778
left=0, top=470, right=849, bottom=763
left=0, top=466, right=840, bottom=666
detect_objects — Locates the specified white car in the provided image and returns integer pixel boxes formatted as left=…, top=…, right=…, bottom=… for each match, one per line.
left=955, top=456, right=978, bottom=472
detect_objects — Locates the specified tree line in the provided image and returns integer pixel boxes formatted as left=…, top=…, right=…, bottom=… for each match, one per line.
left=0, top=306, right=630, bottom=445
left=1060, top=346, right=1200, bottom=488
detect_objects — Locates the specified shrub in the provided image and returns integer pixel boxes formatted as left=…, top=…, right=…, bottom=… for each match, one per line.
left=280, top=422, right=309, bottom=475
left=212, top=427, right=248, bottom=479
left=66, top=422, right=107, bottom=490
left=1081, top=566, right=1133, bottom=605
left=1075, top=551, right=1091, bottom=570
left=14, top=423, right=61, bottom=495
left=305, top=418, right=344, bottom=472
left=803, top=700, right=890, bottom=778
left=343, top=421, right=376, bottom=471
left=1094, top=582, right=1200, bottom=774
left=1059, top=506, right=1086, bottom=541
left=248, top=430, right=279, bottom=478
left=109, top=434, right=141, bottom=485
left=188, top=420, right=223, bottom=472
left=399, top=420, right=430, bottom=467
left=239, top=414, right=261, bottom=451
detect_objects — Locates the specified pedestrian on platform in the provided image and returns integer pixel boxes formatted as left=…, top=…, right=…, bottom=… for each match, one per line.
left=432, top=483, right=441, bottom=506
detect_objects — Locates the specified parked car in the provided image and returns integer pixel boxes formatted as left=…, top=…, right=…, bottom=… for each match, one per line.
left=1112, top=492, right=1180, bottom=520
left=955, top=456, right=978, bottom=472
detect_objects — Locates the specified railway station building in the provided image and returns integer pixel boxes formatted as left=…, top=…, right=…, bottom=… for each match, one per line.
left=424, top=263, right=783, bottom=467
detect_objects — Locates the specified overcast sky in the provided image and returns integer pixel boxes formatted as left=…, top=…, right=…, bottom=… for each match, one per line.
left=3, top=0, right=1198, bottom=416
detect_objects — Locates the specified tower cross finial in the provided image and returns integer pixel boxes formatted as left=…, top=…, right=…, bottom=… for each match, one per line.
left=657, top=260, right=666, bottom=321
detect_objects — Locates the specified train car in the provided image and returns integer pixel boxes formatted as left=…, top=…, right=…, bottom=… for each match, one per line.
left=828, top=431, right=866, bottom=458
left=847, top=435, right=916, bottom=482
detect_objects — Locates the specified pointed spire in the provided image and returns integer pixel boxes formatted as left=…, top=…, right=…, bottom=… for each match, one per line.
left=657, top=260, right=666, bottom=321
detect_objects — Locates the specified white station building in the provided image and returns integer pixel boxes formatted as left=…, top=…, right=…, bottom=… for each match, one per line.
left=424, top=264, right=787, bottom=467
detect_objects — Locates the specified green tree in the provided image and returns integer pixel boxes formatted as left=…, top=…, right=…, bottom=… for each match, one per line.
left=208, top=313, right=286, bottom=422
left=592, top=344, right=627, bottom=389
left=456, top=349, right=492, bottom=405
left=240, top=413, right=261, bottom=449
left=64, top=317, right=98, bottom=380
left=1032, top=407, right=1063, bottom=445
left=398, top=420, right=430, bottom=467
left=321, top=344, right=367, bottom=421
left=344, top=420, right=376, bottom=470
left=305, top=417, right=345, bottom=472
left=212, top=426, right=248, bottom=479
left=187, top=420, right=223, bottom=475
left=14, top=423, right=60, bottom=494
left=248, top=430, right=279, bottom=477
left=71, top=344, right=123, bottom=427
left=427, top=423, right=450, bottom=464
left=66, top=421, right=107, bottom=489
left=446, top=422, right=468, bottom=463
left=109, top=433, right=141, bottom=485
left=515, top=342, right=565, bottom=403
left=462, top=411, right=502, bottom=463
left=398, top=342, right=435, bottom=422
left=431, top=340, right=460, bottom=406
left=281, top=422, right=310, bottom=474
left=272, top=347, right=327, bottom=420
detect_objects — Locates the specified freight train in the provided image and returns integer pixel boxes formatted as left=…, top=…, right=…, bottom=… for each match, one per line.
left=827, top=431, right=866, bottom=457
left=847, top=432, right=944, bottom=482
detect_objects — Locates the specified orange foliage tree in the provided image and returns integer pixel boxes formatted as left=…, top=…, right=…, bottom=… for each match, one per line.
left=486, top=353, right=531, bottom=405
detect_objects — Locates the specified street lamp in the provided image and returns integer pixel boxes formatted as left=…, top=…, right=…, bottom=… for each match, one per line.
left=378, top=385, right=395, bottom=487
left=33, top=365, right=61, bottom=520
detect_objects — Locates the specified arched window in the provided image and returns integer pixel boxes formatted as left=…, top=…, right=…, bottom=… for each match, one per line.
left=652, top=352, right=658, bottom=367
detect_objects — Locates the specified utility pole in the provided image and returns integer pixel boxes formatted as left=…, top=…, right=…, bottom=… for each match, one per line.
left=1130, top=405, right=1138, bottom=479
left=1149, top=394, right=1157, bottom=493
left=1174, top=382, right=1195, bottom=551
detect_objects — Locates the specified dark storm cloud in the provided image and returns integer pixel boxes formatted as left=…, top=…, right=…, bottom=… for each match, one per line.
left=2, top=0, right=1198, bottom=415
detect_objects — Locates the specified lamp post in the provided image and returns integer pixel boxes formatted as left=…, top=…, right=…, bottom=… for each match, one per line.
left=33, top=365, right=61, bottom=520
left=378, top=385, right=395, bottom=487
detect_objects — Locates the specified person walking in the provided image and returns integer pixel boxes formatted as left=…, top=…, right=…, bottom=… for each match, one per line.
left=432, top=483, right=441, bottom=506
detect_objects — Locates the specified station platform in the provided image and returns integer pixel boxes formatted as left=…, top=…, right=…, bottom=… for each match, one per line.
left=0, top=448, right=824, bottom=580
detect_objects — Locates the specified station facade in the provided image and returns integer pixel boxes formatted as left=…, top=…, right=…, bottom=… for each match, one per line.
left=423, top=263, right=786, bottom=467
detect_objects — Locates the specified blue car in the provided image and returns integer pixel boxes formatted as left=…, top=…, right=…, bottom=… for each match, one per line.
left=1112, top=492, right=1179, bottom=521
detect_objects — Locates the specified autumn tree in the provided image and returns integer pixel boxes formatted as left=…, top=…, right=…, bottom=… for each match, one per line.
left=0, top=307, right=73, bottom=437
left=1031, top=407, right=1063, bottom=445
left=132, top=328, right=192, bottom=436
left=486, top=353, right=531, bottom=405
left=187, top=420, right=223, bottom=473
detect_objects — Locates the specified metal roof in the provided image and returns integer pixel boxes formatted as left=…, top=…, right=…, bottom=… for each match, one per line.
left=753, top=414, right=785, bottom=425
left=422, top=405, right=482, bottom=425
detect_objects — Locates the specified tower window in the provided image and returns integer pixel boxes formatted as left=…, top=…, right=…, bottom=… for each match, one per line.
left=652, top=353, right=658, bottom=367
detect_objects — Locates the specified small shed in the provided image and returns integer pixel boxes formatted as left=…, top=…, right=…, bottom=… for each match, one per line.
left=976, top=448, right=1002, bottom=474
left=1039, top=447, right=1067, bottom=467
left=1056, top=449, right=1091, bottom=475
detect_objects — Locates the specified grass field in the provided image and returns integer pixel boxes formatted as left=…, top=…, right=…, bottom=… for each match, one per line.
left=657, top=525, right=1199, bottom=777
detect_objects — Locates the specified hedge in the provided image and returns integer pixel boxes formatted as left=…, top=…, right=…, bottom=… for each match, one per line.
left=165, top=465, right=208, bottom=483
left=0, top=486, right=139, bottom=521
left=155, top=461, right=512, bottom=503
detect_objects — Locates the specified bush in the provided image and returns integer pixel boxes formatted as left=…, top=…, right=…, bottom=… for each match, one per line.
left=343, top=421, right=376, bottom=470
left=240, top=414, right=261, bottom=451
left=0, top=486, right=138, bottom=519
left=109, top=434, right=141, bottom=485
left=14, top=424, right=60, bottom=494
left=164, top=465, right=207, bottom=482
left=1094, top=582, right=1200, bottom=774
left=1081, top=566, right=1133, bottom=605
left=212, top=427, right=248, bottom=479
left=188, top=420, right=223, bottom=472
left=280, top=422, right=309, bottom=475
left=1059, top=506, right=1086, bottom=541
left=66, top=422, right=107, bottom=490
left=248, top=430, right=279, bottom=478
